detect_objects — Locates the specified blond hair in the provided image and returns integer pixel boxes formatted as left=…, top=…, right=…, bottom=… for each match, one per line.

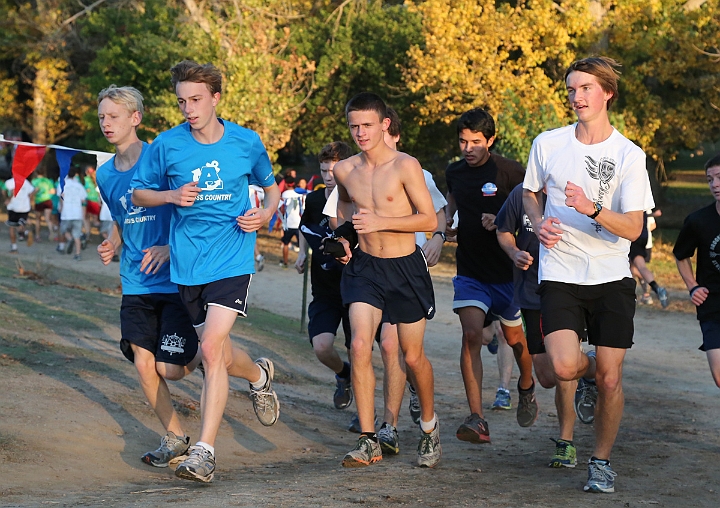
left=97, top=85, right=144, bottom=115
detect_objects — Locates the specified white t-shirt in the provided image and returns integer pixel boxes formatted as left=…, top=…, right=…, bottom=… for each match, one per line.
left=279, top=188, right=305, bottom=229
left=5, top=179, right=35, bottom=213
left=60, top=178, right=88, bottom=221
left=523, top=124, right=654, bottom=285
left=322, top=169, right=447, bottom=247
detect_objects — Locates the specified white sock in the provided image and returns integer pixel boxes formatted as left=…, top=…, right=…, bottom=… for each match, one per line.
left=196, top=441, right=215, bottom=456
left=251, top=366, right=267, bottom=389
left=420, top=413, right=437, bottom=433
left=11, top=243, right=17, bottom=250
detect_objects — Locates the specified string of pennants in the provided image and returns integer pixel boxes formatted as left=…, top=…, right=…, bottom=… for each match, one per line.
left=0, top=134, right=113, bottom=196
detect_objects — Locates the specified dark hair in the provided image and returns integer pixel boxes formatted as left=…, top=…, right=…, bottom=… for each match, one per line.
left=705, top=153, right=720, bottom=171
left=457, top=108, right=495, bottom=139
left=345, top=92, right=388, bottom=122
left=68, top=166, right=82, bottom=178
left=387, top=107, right=401, bottom=137
left=284, top=175, right=296, bottom=185
left=564, top=56, right=621, bottom=111
left=318, top=141, right=354, bottom=163
left=171, top=60, right=223, bottom=95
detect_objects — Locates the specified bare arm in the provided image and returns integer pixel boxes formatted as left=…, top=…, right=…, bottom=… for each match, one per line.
left=676, top=256, right=709, bottom=306
left=97, top=222, right=123, bottom=265
left=422, top=207, right=446, bottom=267
left=133, top=182, right=201, bottom=208
left=523, top=188, right=563, bottom=249
left=445, top=192, right=457, bottom=242
left=237, top=182, right=280, bottom=233
left=564, top=181, right=643, bottom=241
left=295, top=232, right=308, bottom=274
left=497, top=230, right=534, bottom=271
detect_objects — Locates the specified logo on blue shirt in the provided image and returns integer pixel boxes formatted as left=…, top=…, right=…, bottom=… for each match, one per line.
left=119, top=188, right=146, bottom=215
left=192, top=160, right=224, bottom=191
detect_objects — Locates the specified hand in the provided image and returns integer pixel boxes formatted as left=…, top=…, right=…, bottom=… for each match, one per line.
left=97, top=239, right=116, bottom=265
left=564, top=181, right=594, bottom=215
left=537, top=216, right=563, bottom=249
left=295, top=254, right=305, bottom=274
left=170, top=181, right=201, bottom=207
left=422, top=234, right=443, bottom=267
left=445, top=218, right=458, bottom=243
left=513, top=250, right=534, bottom=270
left=237, top=207, right=270, bottom=233
left=140, top=245, right=170, bottom=274
left=481, top=213, right=497, bottom=231
left=336, top=237, right=352, bottom=264
left=352, top=208, right=383, bottom=234
left=691, top=287, right=709, bottom=306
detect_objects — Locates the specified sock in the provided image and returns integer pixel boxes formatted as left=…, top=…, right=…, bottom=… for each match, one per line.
left=251, top=366, right=268, bottom=390
left=518, top=380, right=535, bottom=393
left=11, top=243, right=17, bottom=250
left=361, top=432, right=378, bottom=442
left=337, top=361, right=351, bottom=379
left=420, top=413, right=437, bottom=433
left=590, top=456, right=609, bottom=465
left=649, top=280, right=659, bottom=293
left=59, top=242, right=66, bottom=249
left=196, top=441, right=215, bottom=456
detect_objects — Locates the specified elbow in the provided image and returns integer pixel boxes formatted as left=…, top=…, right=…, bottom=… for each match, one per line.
left=426, top=214, right=438, bottom=232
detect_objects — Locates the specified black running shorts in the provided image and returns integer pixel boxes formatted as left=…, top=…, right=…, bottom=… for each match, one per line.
left=120, top=293, right=199, bottom=365
left=538, top=278, right=636, bottom=349
left=308, top=294, right=352, bottom=349
left=341, top=247, right=435, bottom=325
left=178, top=274, right=252, bottom=327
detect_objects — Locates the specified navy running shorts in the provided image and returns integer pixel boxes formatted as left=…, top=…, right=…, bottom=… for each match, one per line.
left=308, top=294, right=352, bottom=349
left=179, top=274, right=252, bottom=327
left=120, top=293, right=199, bottom=366
left=700, top=319, right=720, bottom=352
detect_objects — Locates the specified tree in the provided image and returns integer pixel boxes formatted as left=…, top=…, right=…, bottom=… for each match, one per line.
left=404, top=0, right=592, bottom=163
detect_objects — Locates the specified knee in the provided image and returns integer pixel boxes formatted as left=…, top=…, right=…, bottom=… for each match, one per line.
left=595, top=370, right=622, bottom=394
left=134, top=357, right=158, bottom=380
left=312, top=338, right=333, bottom=359
left=350, top=337, right=372, bottom=362
left=159, top=364, right=185, bottom=381
left=552, top=361, right=578, bottom=383
left=461, top=328, right=483, bottom=348
left=536, top=369, right=556, bottom=389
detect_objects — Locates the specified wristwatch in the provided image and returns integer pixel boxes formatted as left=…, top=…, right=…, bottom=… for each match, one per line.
left=588, top=202, right=602, bottom=219
left=433, top=231, right=446, bottom=242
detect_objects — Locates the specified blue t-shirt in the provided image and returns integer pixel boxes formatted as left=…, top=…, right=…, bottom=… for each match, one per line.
left=96, top=143, right=177, bottom=295
left=131, top=120, right=275, bottom=285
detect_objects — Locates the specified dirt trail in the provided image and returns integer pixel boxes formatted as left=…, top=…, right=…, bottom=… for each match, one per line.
left=0, top=229, right=718, bottom=507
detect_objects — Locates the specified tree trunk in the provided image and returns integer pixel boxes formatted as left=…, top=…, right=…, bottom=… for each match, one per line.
left=32, top=66, right=48, bottom=145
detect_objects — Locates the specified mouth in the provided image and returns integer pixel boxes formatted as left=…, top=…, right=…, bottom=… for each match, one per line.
left=573, top=104, right=588, bottom=112
left=186, top=116, right=198, bottom=124
left=104, top=131, right=114, bottom=138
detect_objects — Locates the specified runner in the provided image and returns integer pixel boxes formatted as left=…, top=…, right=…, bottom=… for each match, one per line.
left=445, top=108, right=538, bottom=446
left=4, top=175, right=35, bottom=253
left=95, top=84, right=202, bottom=469
left=673, top=153, right=720, bottom=389
left=523, top=56, right=654, bottom=493
left=334, top=92, right=441, bottom=468
left=131, top=60, right=281, bottom=483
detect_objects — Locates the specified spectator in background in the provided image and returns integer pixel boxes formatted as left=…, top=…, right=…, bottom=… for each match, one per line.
left=278, top=174, right=305, bottom=268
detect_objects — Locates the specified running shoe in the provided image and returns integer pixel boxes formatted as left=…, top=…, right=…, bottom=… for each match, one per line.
left=342, top=435, right=382, bottom=467
left=348, top=413, right=379, bottom=433
left=639, top=293, right=654, bottom=305
left=378, top=422, right=400, bottom=455
left=491, top=388, right=512, bottom=410
left=456, top=413, right=491, bottom=444
left=175, top=445, right=215, bottom=483
left=517, top=382, right=539, bottom=427
left=487, top=334, right=499, bottom=355
left=279, top=262, right=287, bottom=269
left=250, top=358, right=279, bottom=426
left=548, top=438, right=577, bottom=468
left=255, top=254, right=265, bottom=272
left=575, top=377, right=598, bottom=424
left=408, top=382, right=421, bottom=425
left=80, top=233, right=88, bottom=250
left=584, top=458, right=617, bottom=493
left=73, top=254, right=81, bottom=261
left=56, top=244, right=64, bottom=254
left=65, top=241, right=74, bottom=254
left=417, top=420, right=441, bottom=468
left=657, top=286, right=669, bottom=308
left=9, top=247, right=17, bottom=254
left=333, top=374, right=353, bottom=409
left=141, top=431, right=190, bottom=468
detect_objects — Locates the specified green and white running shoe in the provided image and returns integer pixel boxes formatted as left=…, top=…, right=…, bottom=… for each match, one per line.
left=342, top=435, right=382, bottom=467
left=417, top=420, right=441, bottom=468
left=141, top=431, right=190, bottom=468
left=548, top=438, right=577, bottom=468
left=378, top=423, right=400, bottom=455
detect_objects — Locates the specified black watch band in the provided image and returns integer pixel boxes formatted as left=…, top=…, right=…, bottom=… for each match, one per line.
left=433, top=231, right=446, bottom=242
left=588, top=202, right=602, bottom=219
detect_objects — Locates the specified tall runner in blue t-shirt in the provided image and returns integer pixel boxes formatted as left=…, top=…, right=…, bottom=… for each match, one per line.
left=95, top=85, right=202, bottom=469
left=131, top=61, right=281, bottom=483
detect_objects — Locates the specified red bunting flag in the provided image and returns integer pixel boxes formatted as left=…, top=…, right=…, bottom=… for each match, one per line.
left=11, top=145, right=46, bottom=196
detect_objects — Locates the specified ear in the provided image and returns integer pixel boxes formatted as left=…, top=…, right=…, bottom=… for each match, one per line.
left=486, top=135, right=495, bottom=149
left=212, top=92, right=221, bottom=107
left=381, top=116, right=391, bottom=132
left=131, top=111, right=142, bottom=127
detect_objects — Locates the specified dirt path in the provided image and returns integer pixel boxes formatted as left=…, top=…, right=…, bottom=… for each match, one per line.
left=0, top=228, right=718, bottom=507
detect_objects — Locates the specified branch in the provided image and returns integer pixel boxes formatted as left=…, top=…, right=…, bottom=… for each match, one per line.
left=691, top=44, right=720, bottom=62
left=62, top=0, right=110, bottom=27
left=683, top=0, right=708, bottom=11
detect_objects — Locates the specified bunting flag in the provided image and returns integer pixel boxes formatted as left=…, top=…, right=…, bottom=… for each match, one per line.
left=0, top=135, right=113, bottom=194
left=11, top=145, right=47, bottom=197
left=54, top=148, right=80, bottom=193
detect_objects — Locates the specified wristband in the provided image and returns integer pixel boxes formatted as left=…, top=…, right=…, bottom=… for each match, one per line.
left=689, top=285, right=701, bottom=296
left=432, top=231, right=446, bottom=242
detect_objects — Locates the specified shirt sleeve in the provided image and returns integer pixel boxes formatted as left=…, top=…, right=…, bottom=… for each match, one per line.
left=131, top=139, right=166, bottom=191
left=423, top=170, right=447, bottom=212
left=322, top=187, right=339, bottom=219
left=618, top=150, right=654, bottom=213
left=673, top=215, right=699, bottom=260
left=249, top=134, right=275, bottom=188
left=495, top=185, right=522, bottom=233
left=523, top=137, right=544, bottom=193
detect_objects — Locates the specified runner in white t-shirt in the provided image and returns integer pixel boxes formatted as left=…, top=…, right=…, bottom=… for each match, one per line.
left=4, top=177, right=35, bottom=253
left=249, top=184, right=266, bottom=270
left=278, top=176, right=305, bottom=268
left=523, top=57, right=654, bottom=494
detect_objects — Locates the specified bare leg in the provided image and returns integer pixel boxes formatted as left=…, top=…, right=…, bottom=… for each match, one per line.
left=458, top=306, right=486, bottom=417
left=592, top=346, right=626, bottom=460
left=379, top=323, right=406, bottom=426
left=312, top=332, right=344, bottom=373
left=532, top=352, right=577, bottom=441
left=348, top=302, right=382, bottom=433
left=494, top=324, right=513, bottom=391
left=501, top=322, right=534, bottom=390
left=397, top=319, right=434, bottom=425
left=707, top=349, right=720, bottom=388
